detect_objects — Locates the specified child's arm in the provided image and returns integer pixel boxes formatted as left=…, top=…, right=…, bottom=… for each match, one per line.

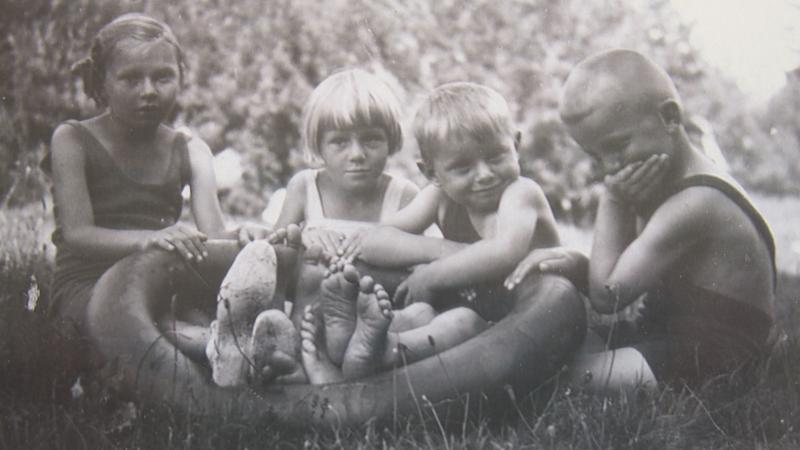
left=358, top=185, right=466, bottom=267
left=273, top=171, right=343, bottom=259
left=338, top=179, right=421, bottom=262
left=185, top=136, right=229, bottom=237
left=184, top=134, right=272, bottom=245
left=395, top=179, right=547, bottom=304
left=272, top=171, right=307, bottom=230
left=589, top=157, right=703, bottom=313
left=50, top=125, right=207, bottom=262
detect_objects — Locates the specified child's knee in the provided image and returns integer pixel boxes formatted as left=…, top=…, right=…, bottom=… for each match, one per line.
left=445, top=307, right=488, bottom=335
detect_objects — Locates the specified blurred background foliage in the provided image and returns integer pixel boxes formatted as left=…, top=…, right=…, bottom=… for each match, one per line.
left=2, top=0, right=798, bottom=222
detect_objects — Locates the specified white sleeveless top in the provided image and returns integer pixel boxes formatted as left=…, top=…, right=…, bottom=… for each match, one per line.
left=302, top=169, right=414, bottom=236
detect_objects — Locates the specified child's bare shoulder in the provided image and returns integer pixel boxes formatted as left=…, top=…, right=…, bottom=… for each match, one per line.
left=501, top=177, right=549, bottom=207
left=285, top=168, right=313, bottom=192
left=648, top=178, right=750, bottom=238
left=51, top=121, right=90, bottom=159
left=391, top=173, right=420, bottom=199
left=419, top=183, right=446, bottom=200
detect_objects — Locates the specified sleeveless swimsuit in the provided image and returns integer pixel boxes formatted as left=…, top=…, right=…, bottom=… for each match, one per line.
left=434, top=198, right=515, bottom=322
left=604, top=174, right=776, bottom=385
left=46, top=120, right=191, bottom=335
left=300, top=168, right=413, bottom=236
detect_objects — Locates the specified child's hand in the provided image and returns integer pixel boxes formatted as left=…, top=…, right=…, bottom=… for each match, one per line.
left=393, top=265, right=437, bottom=307
left=504, top=247, right=588, bottom=290
left=336, top=229, right=365, bottom=263
left=143, top=224, right=208, bottom=262
left=302, top=228, right=345, bottom=261
left=236, top=223, right=272, bottom=246
left=605, top=154, right=669, bottom=205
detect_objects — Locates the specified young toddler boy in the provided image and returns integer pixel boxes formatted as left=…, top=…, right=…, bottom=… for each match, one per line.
left=299, top=82, right=585, bottom=382
left=549, top=49, right=776, bottom=390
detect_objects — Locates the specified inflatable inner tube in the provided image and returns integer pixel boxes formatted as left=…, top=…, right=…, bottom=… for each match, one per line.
left=88, top=240, right=586, bottom=426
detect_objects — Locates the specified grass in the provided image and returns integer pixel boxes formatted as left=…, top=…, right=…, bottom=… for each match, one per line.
left=1, top=197, right=800, bottom=449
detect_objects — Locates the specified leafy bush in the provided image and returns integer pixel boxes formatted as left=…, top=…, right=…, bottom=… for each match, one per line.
left=2, top=0, right=796, bottom=219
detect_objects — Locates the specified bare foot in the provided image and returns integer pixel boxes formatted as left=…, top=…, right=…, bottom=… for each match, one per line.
left=250, top=309, right=302, bottom=385
left=300, top=306, right=343, bottom=385
left=206, top=241, right=277, bottom=387
left=320, top=264, right=361, bottom=365
left=269, top=223, right=302, bottom=249
left=342, top=276, right=393, bottom=379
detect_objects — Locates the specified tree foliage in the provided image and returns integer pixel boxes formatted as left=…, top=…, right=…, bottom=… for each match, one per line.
left=1, top=0, right=794, bottom=217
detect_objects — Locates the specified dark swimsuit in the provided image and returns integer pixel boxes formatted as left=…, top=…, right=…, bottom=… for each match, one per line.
left=607, top=174, right=776, bottom=385
left=44, top=120, right=191, bottom=336
left=435, top=199, right=515, bottom=322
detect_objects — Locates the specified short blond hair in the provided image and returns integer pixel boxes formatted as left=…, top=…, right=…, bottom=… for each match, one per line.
left=414, top=82, right=515, bottom=164
left=302, top=68, right=404, bottom=163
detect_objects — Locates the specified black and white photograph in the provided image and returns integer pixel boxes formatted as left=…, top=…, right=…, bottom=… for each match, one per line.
left=1, top=0, right=799, bottom=448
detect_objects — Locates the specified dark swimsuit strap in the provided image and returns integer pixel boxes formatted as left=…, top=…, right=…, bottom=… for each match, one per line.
left=41, top=120, right=191, bottom=187
left=656, top=174, right=777, bottom=288
left=439, top=198, right=482, bottom=243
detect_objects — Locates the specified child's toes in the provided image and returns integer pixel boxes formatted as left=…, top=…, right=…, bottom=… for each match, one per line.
left=378, top=299, right=393, bottom=317
left=341, top=264, right=360, bottom=283
left=374, top=283, right=388, bottom=300
left=359, top=275, right=375, bottom=293
left=302, top=338, right=316, bottom=354
left=300, top=329, right=313, bottom=343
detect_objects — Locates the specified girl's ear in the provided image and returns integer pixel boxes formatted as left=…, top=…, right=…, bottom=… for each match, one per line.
left=417, top=159, right=440, bottom=186
left=658, top=99, right=683, bottom=132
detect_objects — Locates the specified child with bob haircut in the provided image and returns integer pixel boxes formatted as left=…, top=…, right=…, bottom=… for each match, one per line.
left=274, top=67, right=418, bottom=261
left=206, top=68, right=418, bottom=386
left=297, top=81, right=586, bottom=382
left=45, top=13, right=260, bottom=369
left=511, top=49, right=776, bottom=390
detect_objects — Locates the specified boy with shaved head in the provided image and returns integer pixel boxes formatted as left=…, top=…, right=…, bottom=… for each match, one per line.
left=516, top=49, right=776, bottom=390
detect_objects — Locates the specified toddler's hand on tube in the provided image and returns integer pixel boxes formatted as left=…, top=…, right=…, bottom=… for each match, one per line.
left=144, top=224, right=208, bottom=262
left=504, top=247, right=588, bottom=291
